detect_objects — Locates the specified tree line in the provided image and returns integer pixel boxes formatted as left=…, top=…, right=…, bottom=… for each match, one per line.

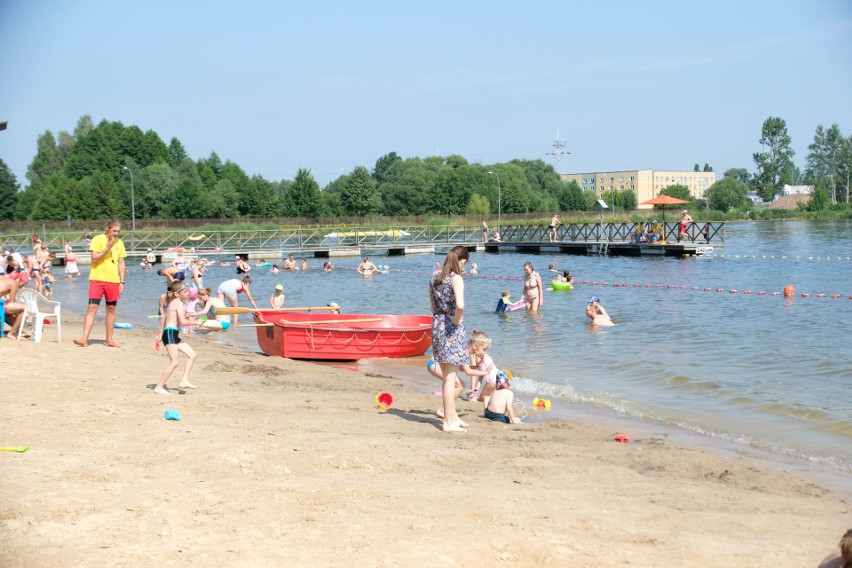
left=0, top=114, right=849, bottom=222
left=706, top=116, right=852, bottom=213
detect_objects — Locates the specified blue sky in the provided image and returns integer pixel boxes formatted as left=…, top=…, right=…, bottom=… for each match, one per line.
left=1, top=1, right=850, bottom=189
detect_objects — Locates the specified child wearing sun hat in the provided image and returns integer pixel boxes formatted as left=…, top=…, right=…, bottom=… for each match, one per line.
left=270, top=284, right=285, bottom=308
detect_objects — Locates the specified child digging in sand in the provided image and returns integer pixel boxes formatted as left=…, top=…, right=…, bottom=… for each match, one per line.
left=154, top=281, right=199, bottom=395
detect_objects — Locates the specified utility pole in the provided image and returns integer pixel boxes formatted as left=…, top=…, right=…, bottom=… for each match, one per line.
left=547, top=129, right=570, bottom=175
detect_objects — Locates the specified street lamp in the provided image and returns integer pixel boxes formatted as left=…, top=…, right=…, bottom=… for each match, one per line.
left=487, top=171, right=501, bottom=229
left=122, top=166, right=136, bottom=236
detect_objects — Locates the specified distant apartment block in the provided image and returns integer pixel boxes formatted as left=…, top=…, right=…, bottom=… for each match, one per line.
left=560, top=170, right=716, bottom=209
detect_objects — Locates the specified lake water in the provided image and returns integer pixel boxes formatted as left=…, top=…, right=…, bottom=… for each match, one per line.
left=45, top=220, right=852, bottom=487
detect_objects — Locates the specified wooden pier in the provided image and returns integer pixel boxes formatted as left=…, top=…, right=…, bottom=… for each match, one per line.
left=13, top=222, right=724, bottom=265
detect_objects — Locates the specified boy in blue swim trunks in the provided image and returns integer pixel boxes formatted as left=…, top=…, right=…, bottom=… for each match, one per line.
left=484, top=371, right=521, bottom=424
left=154, top=281, right=200, bottom=395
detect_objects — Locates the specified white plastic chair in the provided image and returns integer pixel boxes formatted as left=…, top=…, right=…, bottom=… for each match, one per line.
left=16, top=289, right=61, bottom=343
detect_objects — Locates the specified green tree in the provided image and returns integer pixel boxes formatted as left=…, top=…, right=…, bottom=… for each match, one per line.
left=319, top=186, right=344, bottom=217
left=31, top=175, right=70, bottom=220
left=621, top=190, right=638, bottom=211
left=135, top=162, right=180, bottom=219
left=14, top=190, right=39, bottom=220
left=841, top=136, right=852, bottom=204
left=444, top=154, right=468, bottom=169
left=497, top=165, right=531, bottom=213
left=753, top=116, right=796, bottom=202
left=0, top=158, right=20, bottom=220
left=289, top=168, right=322, bottom=221
left=379, top=158, right=432, bottom=216
left=65, top=120, right=123, bottom=179
left=806, top=123, right=843, bottom=204
left=241, top=175, right=283, bottom=217
left=373, top=151, right=402, bottom=184
left=73, top=114, right=94, bottom=140
left=466, top=193, right=490, bottom=216
left=167, top=178, right=210, bottom=218
left=163, top=158, right=208, bottom=218
left=341, top=166, right=381, bottom=221
left=168, top=137, right=188, bottom=168
left=723, top=167, right=751, bottom=186
left=706, top=177, right=750, bottom=212
left=217, top=161, right=249, bottom=215
left=509, top=159, right=562, bottom=212
left=582, top=189, right=601, bottom=210
left=807, top=187, right=830, bottom=211
left=85, top=171, right=126, bottom=219
left=207, top=179, right=240, bottom=218
left=694, top=163, right=700, bottom=172
left=660, top=184, right=692, bottom=202
left=26, top=131, right=63, bottom=190
left=429, top=167, right=470, bottom=216
left=556, top=179, right=585, bottom=211
left=197, top=151, right=222, bottom=192
left=703, top=163, right=713, bottom=172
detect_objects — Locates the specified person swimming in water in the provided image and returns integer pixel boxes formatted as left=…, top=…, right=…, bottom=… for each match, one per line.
left=585, top=296, right=614, bottom=326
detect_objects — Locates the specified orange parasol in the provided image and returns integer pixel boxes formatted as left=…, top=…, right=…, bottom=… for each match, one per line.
left=640, top=195, right=690, bottom=242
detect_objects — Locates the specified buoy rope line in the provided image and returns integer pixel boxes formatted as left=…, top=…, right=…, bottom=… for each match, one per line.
left=297, top=265, right=851, bottom=300
left=699, top=254, right=852, bottom=261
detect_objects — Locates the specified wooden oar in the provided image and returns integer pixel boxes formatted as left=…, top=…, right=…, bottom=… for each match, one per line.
left=214, top=306, right=342, bottom=316
left=277, top=318, right=384, bottom=326
left=243, top=319, right=428, bottom=328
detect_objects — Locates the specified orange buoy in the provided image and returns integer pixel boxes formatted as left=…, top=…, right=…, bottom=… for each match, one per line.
left=783, top=284, right=795, bottom=297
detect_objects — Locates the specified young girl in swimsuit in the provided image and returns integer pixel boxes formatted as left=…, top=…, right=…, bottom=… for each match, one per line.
left=154, top=281, right=199, bottom=395
left=194, top=287, right=231, bottom=330
left=427, top=330, right=500, bottom=407
left=465, top=331, right=501, bottom=406
left=521, top=261, right=543, bottom=312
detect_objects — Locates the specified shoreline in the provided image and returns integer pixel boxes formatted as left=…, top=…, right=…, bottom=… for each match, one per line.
left=53, top=303, right=852, bottom=496
left=2, top=314, right=850, bottom=566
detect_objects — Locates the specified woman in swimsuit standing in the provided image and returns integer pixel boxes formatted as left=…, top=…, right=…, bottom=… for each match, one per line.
left=521, top=261, right=543, bottom=312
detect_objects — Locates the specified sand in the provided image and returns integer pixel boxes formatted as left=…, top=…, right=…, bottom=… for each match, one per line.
left=1, top=314, right=849, bottom=567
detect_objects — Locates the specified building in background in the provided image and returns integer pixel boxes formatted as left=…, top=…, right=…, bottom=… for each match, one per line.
left=561, top=170, right=716, bottom=209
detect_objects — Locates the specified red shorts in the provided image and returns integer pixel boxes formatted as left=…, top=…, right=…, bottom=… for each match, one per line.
left=88, top=280, right=120, bottom=304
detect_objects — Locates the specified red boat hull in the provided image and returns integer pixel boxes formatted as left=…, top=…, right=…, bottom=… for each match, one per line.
left=252, top=311, right=433, bottom=361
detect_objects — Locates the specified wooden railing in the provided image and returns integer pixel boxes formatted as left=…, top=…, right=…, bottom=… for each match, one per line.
left=0, top=222, right=725, bottom=254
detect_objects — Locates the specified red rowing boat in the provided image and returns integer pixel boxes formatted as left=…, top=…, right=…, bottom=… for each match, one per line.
left=252, top=310, right=433, bottom=361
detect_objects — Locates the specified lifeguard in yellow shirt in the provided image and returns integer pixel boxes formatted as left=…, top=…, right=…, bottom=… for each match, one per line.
left=74, top=220, right=127, bottom=347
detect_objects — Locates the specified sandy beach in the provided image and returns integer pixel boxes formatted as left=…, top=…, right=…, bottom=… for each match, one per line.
left=1, top=314, right=849, bottom=567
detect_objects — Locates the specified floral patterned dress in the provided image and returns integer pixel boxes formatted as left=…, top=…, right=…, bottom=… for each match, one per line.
left=430, top=270, right=469, bottom=365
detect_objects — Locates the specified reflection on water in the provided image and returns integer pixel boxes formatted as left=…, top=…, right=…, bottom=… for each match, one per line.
left=48, top=221, right=852, bottom=476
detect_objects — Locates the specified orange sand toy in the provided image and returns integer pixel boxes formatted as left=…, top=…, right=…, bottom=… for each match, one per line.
left=375, top=392, right=394, bottom=409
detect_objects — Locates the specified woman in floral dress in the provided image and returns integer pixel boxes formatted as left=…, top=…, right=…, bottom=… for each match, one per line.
left=429, top=245, right=470, bottom=432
